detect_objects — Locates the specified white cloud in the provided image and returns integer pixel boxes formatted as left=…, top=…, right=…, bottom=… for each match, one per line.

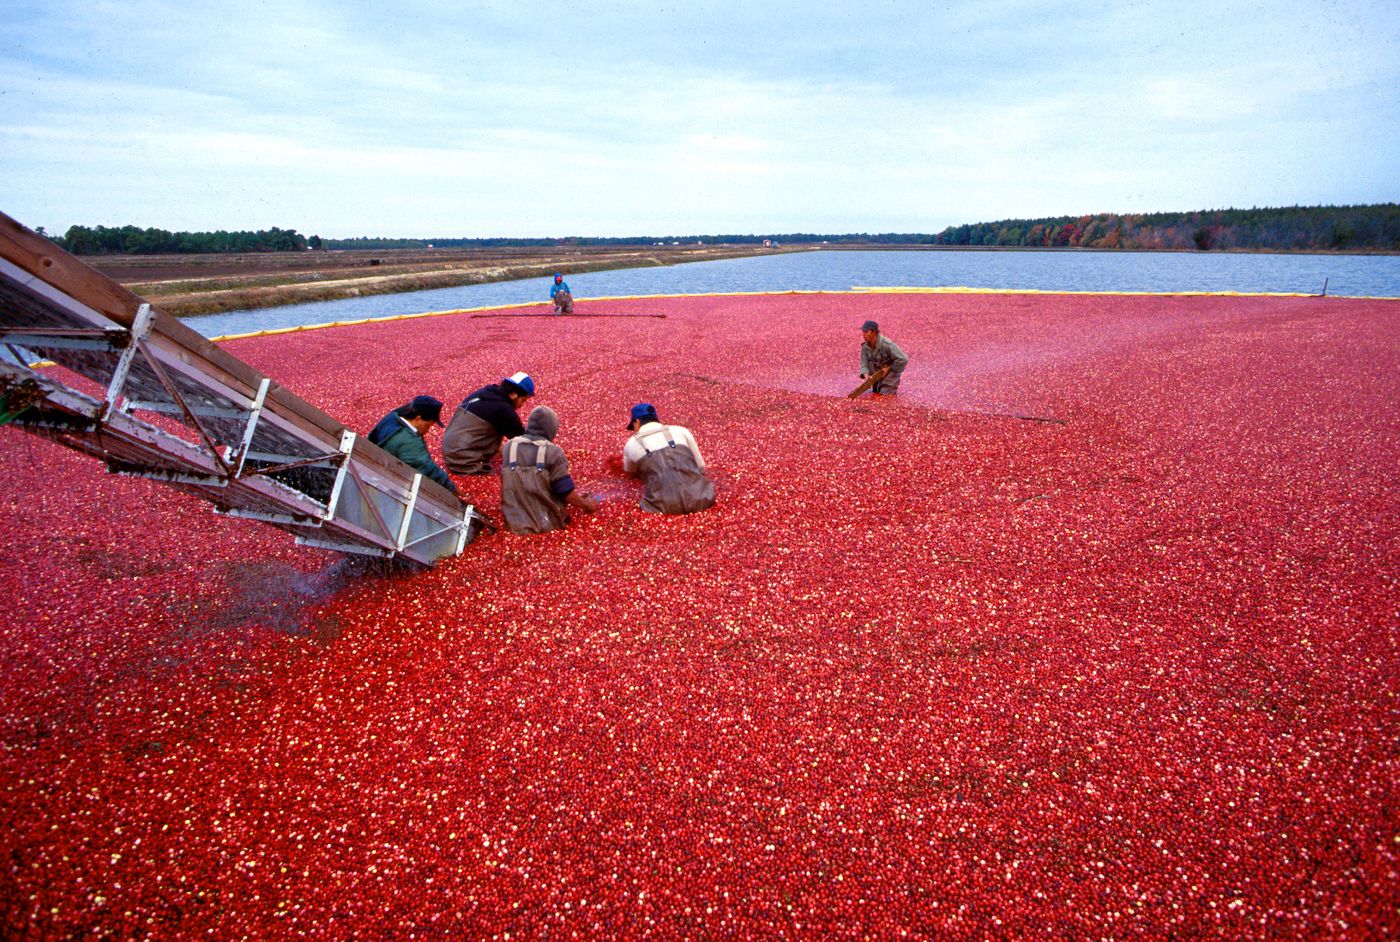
left=2, top=0, right=1396, bottom=235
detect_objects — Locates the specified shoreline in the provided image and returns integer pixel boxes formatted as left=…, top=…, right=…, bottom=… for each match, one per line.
left=87, top=243, right=815, bottom=317
left=84, top=242, right=1397, bottom=317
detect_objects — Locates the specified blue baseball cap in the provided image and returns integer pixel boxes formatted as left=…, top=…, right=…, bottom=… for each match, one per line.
left=627, top=402, right=659, bottom=427
left=502, top=371, right=536, bottom=397
left=861, top=320, right=879, bottom=332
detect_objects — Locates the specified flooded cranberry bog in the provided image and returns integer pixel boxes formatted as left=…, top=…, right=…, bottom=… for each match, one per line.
left=1, top=290, right=1396, bottom=937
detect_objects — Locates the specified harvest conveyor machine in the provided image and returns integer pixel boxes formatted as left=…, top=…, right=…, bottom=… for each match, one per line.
left=0, top=211, right=482, bottom=566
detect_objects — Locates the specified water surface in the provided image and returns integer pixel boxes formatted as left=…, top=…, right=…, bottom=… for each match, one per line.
left=190, top=249, right=1400, bottom=338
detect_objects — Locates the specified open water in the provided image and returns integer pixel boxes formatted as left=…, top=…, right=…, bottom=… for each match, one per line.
left=188, top=248, right=1400, bottom=338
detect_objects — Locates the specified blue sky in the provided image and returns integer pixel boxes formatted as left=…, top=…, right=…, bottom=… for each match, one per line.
left=2, top=0, right=1397, bottom=238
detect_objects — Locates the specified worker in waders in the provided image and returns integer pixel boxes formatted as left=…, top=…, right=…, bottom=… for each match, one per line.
left=859, top=320, right=909, bottom=395
left=367, top=395, right=459, bottom=495
left=442, top=371, right=534, bottom=475
left=550, top=273, right=573, bottom=314
left=499, top=406, right=597, bottom=534
left=621, top=403, right=715, bottom=515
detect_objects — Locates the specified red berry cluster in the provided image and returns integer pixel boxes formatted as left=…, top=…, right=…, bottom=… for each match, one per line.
left=0, top=291, right=1395, bottom=938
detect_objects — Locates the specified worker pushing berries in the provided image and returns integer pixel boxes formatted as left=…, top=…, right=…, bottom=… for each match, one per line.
left=851, top=319, right=909, bottom=398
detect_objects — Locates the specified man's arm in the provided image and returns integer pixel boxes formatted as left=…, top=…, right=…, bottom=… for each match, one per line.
left=390, top=430, right=458, bottom=493
left=550, top=448, right=597, bottom=513
left=680, top=427, right=707, bottom=472
left=622, top=436, right=643, bottom=474
left=481, top=398, right=525, bottom=438
left=887, top=338, right=910, bottom=375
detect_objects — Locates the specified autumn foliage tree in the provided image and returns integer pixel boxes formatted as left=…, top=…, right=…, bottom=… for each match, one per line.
left=930, top=204, right=1400, bottom=251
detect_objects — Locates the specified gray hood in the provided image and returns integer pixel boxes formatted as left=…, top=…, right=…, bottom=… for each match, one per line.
left=524, top=405, right=559, bottom=441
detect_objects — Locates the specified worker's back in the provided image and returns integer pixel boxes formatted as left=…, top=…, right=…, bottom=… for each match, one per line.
left=631, top=424, right=715, bottom=515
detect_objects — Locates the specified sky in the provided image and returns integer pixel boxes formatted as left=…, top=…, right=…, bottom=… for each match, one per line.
left=2, top=0, right=1397, bottom=239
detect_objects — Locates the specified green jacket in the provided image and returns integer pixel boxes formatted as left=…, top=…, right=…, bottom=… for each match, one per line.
left=375, top=419, right=457, bottom=493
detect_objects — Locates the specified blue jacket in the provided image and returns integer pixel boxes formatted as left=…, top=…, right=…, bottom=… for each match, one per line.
left=550, top=279, right=571, bottom=298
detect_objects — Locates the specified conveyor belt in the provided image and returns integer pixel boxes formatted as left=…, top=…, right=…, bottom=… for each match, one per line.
left=0, top=212, right=480, bottom=566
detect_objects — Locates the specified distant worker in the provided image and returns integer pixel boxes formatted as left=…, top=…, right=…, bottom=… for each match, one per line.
left=367, top=395, right=458, bottom=494
left=550, top=273, right=574, bottom=314
left=622, top=403, right=716, bottom=515
left=500, top=406, right=597, bottom=533
left=442, top=371, right=535, bottom=475
left=858, top=320, right=909, bottom=396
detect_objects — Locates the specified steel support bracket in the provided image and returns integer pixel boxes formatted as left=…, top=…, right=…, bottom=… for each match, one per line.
left=101, top=303, right=155, bottom=421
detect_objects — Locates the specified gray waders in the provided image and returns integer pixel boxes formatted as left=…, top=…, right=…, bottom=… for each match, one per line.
left=636, top=427, right=716, bottom=515
left=500, top=437, right=567, bottom=534
left=443, top=409, right=500, bottom=475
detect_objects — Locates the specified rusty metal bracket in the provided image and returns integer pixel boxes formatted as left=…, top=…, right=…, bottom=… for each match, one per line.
left=0, top=375, right=46, bottom=426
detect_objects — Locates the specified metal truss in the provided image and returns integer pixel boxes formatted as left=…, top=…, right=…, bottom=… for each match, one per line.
left=0, top=212, right=481, bottom=566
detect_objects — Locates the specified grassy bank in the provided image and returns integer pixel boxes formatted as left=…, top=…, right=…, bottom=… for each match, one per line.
left=88, top=243, right=812, bottom=316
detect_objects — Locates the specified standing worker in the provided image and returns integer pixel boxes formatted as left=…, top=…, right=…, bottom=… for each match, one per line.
left=442, top=371, right=535, bottom=475
left=622, top=403, right=715, bottom=515
left=500, top=406, right=597, bottom=533
left=550, top=273, right=574, bottom=314
left=367, top=395, right=458, bottom=494
left=858, top=320, right=909, bottom=396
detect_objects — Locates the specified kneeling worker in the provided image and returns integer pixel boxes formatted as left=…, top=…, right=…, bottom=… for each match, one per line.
left=367, top=395, right=458, bottom=494
left=622, top=402, right=715, bottom=514
left=443, top=371, right=534, bottom=475
left=500, top=406, right=597, bottom=534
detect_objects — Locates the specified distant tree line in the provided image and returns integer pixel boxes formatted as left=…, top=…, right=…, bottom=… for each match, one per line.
left=51, top=225, right=321, bottom=255
left=44, top=204, right=1398, bottom=254
left=929, top=204, right=1400, bottom=251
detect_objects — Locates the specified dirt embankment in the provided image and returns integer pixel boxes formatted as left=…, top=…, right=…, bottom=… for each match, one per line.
left=86, top=244, right=811, bottom=316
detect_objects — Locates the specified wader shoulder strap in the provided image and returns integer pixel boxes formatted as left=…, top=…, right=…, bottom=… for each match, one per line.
left=506, top=438, right=547, bottom=471
left=640, top=425, right=678, bottom=455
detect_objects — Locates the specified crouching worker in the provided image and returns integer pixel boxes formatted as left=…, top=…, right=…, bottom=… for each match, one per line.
left=367, top=395, right=458, bottom=495
left=443, top=371, right=534, bottom=475
left=622, top=403, right=715, bottom=514
left=500, top=406, right=598, bottom=533
left=550, top=273, right=573, bottom=314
